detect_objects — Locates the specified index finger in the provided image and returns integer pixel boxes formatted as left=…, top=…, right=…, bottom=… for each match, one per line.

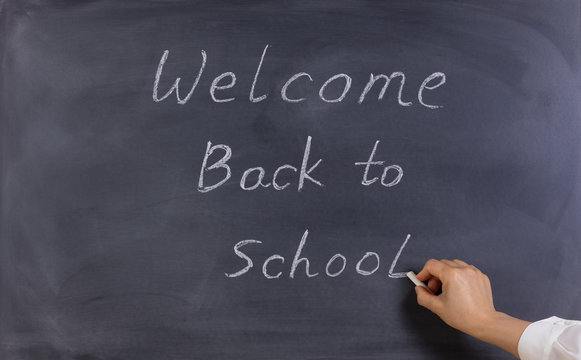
left=416, top=259, right=449, bottom=282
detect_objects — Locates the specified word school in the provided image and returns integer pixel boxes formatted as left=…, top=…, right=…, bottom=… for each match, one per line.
left=153, top=45, right=446, bottom=108
left=225, top=230, right=413, bottom=279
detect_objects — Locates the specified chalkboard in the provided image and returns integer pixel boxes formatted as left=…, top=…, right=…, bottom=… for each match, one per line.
left=1, top=1, right=580, bottom=359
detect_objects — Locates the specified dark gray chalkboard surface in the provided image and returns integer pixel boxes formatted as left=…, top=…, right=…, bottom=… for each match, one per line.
left=1, top=1, right=581, bottom=359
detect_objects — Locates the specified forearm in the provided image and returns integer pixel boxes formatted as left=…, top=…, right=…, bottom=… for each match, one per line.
left=472, top=311, right=531, bottom=358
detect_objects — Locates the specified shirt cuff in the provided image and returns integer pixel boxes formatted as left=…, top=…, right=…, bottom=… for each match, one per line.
left=518, top=316, right=568, bottom=360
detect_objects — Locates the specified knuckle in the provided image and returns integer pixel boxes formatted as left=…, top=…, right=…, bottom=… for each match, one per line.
left=426, top=259, right=438, bottom=269
left=462, top=266, right=477, bottom=276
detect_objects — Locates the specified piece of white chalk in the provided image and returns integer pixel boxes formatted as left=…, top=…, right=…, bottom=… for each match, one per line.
left=406, top=271, right=434, bottom=294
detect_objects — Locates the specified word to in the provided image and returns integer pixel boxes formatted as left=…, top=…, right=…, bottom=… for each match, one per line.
left=225, top=229, right=412, bottom=279
left=153, top=45, right=446, bottom=108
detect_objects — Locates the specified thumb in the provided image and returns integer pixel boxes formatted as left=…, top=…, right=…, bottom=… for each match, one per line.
left=415, top=286, right=441, bottom=314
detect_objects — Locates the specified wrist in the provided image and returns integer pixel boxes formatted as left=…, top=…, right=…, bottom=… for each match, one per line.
left=472, top=311, right=531, bottom=358
left=470, top=310, right=505, bottom=340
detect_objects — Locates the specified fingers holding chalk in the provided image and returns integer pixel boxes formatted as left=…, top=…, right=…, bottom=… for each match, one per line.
left=416, top=259, right=446, bottom=281
left=406, top=271, right=434, bottom=295
left=428, top=278, right=441, bottom=293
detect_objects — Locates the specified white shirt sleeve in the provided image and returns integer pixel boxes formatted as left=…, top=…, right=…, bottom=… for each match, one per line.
left=518, top=316, right=581, bottom=360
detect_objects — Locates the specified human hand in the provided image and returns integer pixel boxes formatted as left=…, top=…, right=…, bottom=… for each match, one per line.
left=414, top=259, right=530, bottom=358
left=414, top=259, right=496, bottom=337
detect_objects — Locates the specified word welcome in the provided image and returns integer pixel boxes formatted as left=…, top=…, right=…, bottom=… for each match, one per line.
left=153, top=45, right=446, bottom=108
left=225, top=229, right=412, bottom=279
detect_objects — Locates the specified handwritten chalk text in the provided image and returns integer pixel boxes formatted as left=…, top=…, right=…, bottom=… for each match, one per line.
left=225, top=230, right=412, bottom=279
left=153, top=45, right=446, bottom=108
left=198, top=136, right=324, bottom=193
